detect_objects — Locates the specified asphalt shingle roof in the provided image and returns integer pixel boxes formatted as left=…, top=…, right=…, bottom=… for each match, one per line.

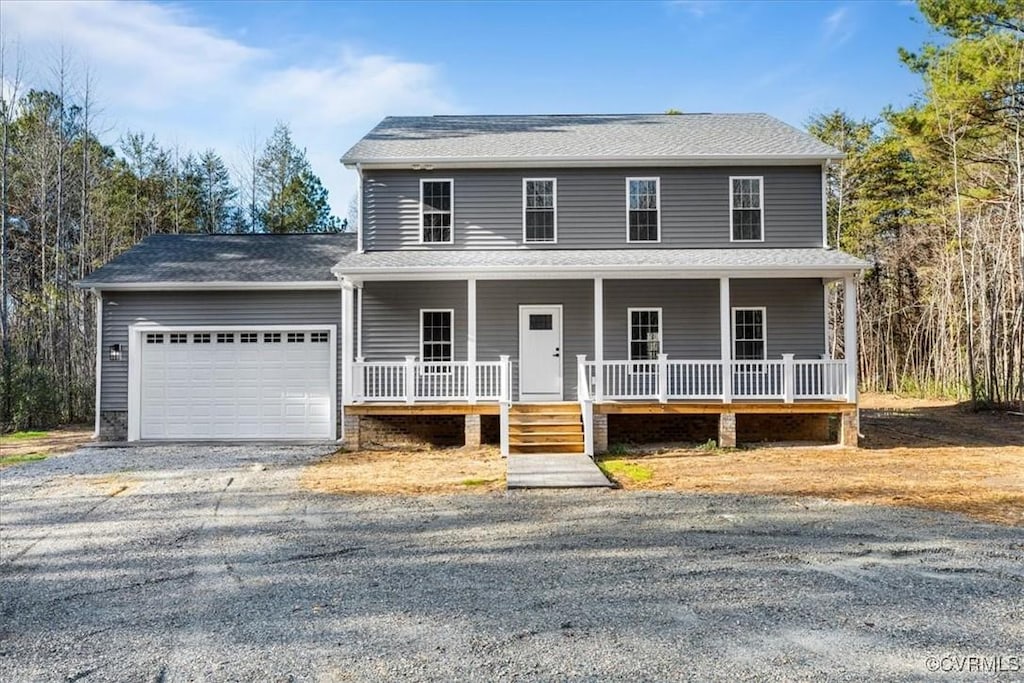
left=78, top=233, right=356, bottom=287
left=332, top=248, right=868, bottom=277
left=342, top=114, right=841, bottom=164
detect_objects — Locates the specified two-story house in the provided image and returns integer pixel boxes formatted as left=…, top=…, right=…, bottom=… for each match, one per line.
left=80, top=114, right=866, bottom=452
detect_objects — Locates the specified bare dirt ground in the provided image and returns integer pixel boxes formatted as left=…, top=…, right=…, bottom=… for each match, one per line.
left=302, top=445, right=505, bottom=494
left=0, top=424, right=92, bottom=462
left=600, top=392, right=1024, bottom=525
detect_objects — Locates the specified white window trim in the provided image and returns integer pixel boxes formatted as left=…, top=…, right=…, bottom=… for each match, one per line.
left=729, top=176, right=766, bottom=243
left=418, top=178, right=455, bottom=245
left=627, top=307, right=663, bottom=374
left=731, top=306, right=767, bottom=360
left=419, top=308, right=455, bottom=372
left=522, top=177, right=558, bottom=244
left=625, top=177, right=662, bottom=243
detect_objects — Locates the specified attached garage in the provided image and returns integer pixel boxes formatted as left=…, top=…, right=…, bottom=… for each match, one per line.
left=79, top=234, right=356, bottom=442
left=133, top=326, right=335, bottom=440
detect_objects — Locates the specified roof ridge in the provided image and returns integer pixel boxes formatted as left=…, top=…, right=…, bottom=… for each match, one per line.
left=381, top=113, right=769, bottom=119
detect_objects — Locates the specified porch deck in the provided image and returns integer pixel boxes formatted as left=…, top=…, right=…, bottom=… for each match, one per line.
left=343, top=356, right=860, bottom=453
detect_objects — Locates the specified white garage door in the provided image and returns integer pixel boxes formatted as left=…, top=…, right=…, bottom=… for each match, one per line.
left=139, top=328, right=333, bottom=440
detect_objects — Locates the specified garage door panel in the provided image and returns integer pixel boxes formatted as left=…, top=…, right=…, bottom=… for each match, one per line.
left=140, top=328, right=333, bottom=440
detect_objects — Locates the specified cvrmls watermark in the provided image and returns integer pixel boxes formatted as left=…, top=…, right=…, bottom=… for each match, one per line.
left=925, top=654, right=1021, bottom=674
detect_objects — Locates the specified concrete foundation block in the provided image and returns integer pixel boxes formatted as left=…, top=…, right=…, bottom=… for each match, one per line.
left=840, top=409, right=859, bottom=447
left=593, top=413, right=608, bottom=454
left=464, top=414, right=482, bottom=448
left=718, top=412, right=737, bottom=448
left=98, top=411, right=128, bottom=441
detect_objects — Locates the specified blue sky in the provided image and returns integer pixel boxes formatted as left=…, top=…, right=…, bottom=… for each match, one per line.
left=3, top=0, right=936, bottom=215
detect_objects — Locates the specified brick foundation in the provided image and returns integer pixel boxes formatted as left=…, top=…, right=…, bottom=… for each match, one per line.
left=736, top=413, right=832, bottom=444
left=343, top=414, right=361, bottom=449
left=98, top=411, right=128, bottom=441
left=356, top=415, right=465, bottom=448
left=609, top=414, right=718, bottom=447
left=594, top=413, right=608, bottom=454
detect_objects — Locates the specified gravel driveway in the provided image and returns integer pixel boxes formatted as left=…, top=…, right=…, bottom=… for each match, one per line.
left=1, top=446, right=1021, bottom=682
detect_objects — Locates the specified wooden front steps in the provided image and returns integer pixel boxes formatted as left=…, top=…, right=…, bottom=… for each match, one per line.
left=508, top=403, right=584, bottom=454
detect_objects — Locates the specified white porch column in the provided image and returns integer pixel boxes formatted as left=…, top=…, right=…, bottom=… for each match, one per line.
left=844, top=274, right=859, bottom=403
left=467, top=278, right=477, bottom=404
left=593, top=276, right=604, bottom=401
left=341, top=280, right=355, bottom=405
left=719, top=276, right=732, bottom=404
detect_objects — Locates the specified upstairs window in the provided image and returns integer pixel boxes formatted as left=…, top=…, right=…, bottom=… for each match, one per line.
left=733, top=308, right=766, bottom=360
left=730, top=177, right=764, bottom=241
left=628, top=308, right=662, bottom=361
left=420, top=309, right=453, bottom=372
left=523, top=179, right=556, bottom=243
left=420, top=179, right=453, bottom=243
left=627, top=178, right=660, bottom=242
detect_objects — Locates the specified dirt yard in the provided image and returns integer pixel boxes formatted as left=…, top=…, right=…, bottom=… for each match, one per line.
left=302, top=445, right=506, bottom=494
left=599, top=392, right=1024, bottom=525
left=0, top=425, right=92, bottom=466
left=304, top=394, right=1022, bottom=524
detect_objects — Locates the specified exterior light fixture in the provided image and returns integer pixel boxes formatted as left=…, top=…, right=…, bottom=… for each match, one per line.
left=109, top=344, right=122, bottom=361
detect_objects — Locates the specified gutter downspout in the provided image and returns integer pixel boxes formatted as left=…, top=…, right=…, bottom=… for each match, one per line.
left=92, top=289, right=103, bottom=439
left=356, top=163, right=364, bottom=253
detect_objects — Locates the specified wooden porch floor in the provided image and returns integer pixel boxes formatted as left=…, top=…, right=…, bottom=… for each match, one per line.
left=346, top=400, right=855, bottom=416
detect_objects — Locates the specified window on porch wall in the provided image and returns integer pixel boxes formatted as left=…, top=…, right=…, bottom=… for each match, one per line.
left=629, top=308, right=661, bottom=369
left=420, top=309, right=453, bottom=373
left=733, top=308, right=766, bottom=360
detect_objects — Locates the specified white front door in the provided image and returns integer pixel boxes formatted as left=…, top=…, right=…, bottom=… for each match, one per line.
left=518, top=305, right=563, bottom=401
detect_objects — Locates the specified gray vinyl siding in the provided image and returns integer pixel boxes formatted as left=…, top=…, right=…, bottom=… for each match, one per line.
left=602, top=280, right=720, bottom=360
left=731, top=278, right=826, bottom=359
left=354, top=277, right=824, bottom=400
left=363, top=166, right=823, bottom=250
left=359, top=280, right=592, bottom=400
left=100, top=290, right=342, bottom=412
left=477, top=280, right=593, bottom=401
left=360, top=281, right=468, bottom=361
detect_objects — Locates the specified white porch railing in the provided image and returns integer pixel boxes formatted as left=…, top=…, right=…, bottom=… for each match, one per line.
left=352, top=355, right=849, bottom=404
left=582, top=355, right=849, bottom=403
left=354, top=356, right=510, bottom=403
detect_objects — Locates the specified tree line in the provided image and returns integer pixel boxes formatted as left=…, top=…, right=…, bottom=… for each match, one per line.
left=810, top=0, right=1023, bottom=408
left=0, top=50, right=346, bottom=430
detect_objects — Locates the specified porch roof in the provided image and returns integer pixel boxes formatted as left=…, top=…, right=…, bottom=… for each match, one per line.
left=332, top=248, right=869, bottom=282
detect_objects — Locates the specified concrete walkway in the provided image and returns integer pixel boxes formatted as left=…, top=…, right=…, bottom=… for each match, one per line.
left=506, top=453, right=613, bottom=488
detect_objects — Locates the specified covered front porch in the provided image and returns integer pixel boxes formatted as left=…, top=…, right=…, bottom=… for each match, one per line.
left=340, top=272, right=859, bottom=405
left=333, top=248, right=866, bottom=452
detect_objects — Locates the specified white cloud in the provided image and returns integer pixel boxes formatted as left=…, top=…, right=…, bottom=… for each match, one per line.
left=2, top=1, right=260, bottom=109
left=822, top=6, right=854, bottom=46
left=0, top=0, right=457, bottom=214
left=250, top=50, right=451, bottom=125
